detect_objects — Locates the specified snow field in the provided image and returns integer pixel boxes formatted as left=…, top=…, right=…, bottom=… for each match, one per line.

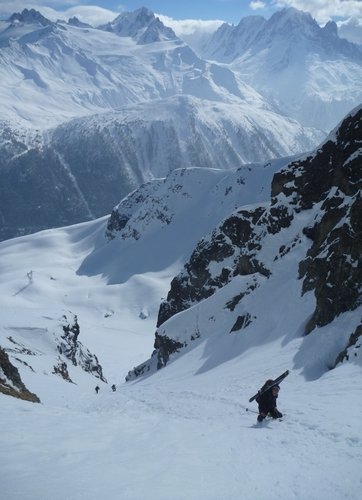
left=0, top=162, right=361, bottom=500
left=1, top=351, right=361, bottom=500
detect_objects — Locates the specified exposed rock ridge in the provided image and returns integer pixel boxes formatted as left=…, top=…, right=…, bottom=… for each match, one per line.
left=0, top=347, right=40, bottom=402
left=272, top=107, right=362, bottom=332
left=56, top=314, right=107, bottom=383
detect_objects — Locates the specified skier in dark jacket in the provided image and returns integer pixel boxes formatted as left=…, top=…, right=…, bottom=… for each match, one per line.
left=256, top=379, right=283, bottom=422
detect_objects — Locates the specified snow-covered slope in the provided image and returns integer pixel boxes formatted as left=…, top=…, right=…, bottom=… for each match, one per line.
left=81, top=156, right=294, bottom=282
left=0, top=154, right=292, bottom=401
left=0, top=8, right=271, bottom=129
left=126, top=104, right=361, bottom=380
left=200, top=14, right=266, bottom=61
left=1, top=105, right=360, bottom=395
left=0, top=107, right=361, bottom=500
left=50, top=95, right=322, bottom=176
left=201, top=8, right=362, bottom=131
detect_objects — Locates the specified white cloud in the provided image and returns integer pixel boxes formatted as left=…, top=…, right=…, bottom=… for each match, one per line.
left=0, top=2, right=119, bottom=26
left=337, top=16, right=362, bottom=44
left=0, top=0, right=75, bottom=15
left=250, top=1, right=266, bottom=10
left=272, top=0, right=362, bottom=24
left=157, top=14, right=224, bottom=37
left=58, top=6, right=118, bottom=26
left=157, top=14, right=225, bottom=53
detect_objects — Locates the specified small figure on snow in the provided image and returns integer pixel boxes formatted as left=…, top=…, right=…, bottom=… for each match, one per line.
left=95, top=385, right=100, bottom=394
left=256, top=379, right=283, bottom=422
left=111, top=384, right=116, bottom=392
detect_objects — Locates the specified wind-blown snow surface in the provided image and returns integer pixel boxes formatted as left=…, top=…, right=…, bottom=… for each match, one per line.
left=1, top=163, right=361, bottom=499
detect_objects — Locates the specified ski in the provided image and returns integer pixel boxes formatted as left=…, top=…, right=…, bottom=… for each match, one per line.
left=248, top=369, right=289, bottom=403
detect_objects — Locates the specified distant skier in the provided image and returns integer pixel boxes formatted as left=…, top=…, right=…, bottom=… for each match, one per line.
left=256, top=379, right=283, bottom=422
left=111, top=384, right=116, bottom=392
left=95, top=385, right=100, bottom=394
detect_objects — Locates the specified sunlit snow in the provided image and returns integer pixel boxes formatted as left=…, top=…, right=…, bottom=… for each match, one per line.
left=0, top=8, right=361, bottom=500
left=0, top=169, right=361, bottom=500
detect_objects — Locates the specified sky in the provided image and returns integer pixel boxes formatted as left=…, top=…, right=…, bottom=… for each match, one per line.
left=0, top=0, right=361, bottom=26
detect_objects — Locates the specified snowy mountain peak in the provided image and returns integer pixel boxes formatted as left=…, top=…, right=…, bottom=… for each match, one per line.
left=323, top=20, right=338, bottom=37
left=101, top=6, right=177, bottom=44
left=260, top=7, right=339, bottom=45
left=268, top=6, right=316, bottom=32
left=200, top=7, right=362, bottom=131
left=262, top=7, right=360, bottom=51
left=8, top=8, right=52, bottom=27
left=235, top=14, right=265, bottom=34
left=205, top=6, right=360, bottom=61
left=109, top=6, right=155, bottom=32
left=138, top=16, right=177, bottom=44
left=67, top=17, right=92, bottom=29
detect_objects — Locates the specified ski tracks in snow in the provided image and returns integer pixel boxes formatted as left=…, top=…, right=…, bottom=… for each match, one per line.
left=111, top=382, right=362, bottom=458
left=112, top=382, right=362, bottom=499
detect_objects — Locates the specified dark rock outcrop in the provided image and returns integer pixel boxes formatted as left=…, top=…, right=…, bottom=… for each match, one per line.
left=294, top=109, right=362, bottom=332
left=156, top=195, right=294, bottom=330
left=271, top=107, right=361, bottom=333
left=230, top=313, right=253, bottom=333
left=52, top=360, right=74, bottom=383
left=9, top=8, right=52, bottom=26
left=0, top=347, right=40, bottom=402
left=153, top=333, right=184, bottom=369
left=126, top=334, right=184, bottom=381
left=333, top=324, right=362, bottom=367
left=57, top=314, right=107, bottom=383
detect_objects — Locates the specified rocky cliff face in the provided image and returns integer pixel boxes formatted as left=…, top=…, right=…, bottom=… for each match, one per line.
left=156, top=205, right=270, bottom=328
left=0, top=347, right=40, bottom=402
left=126, top=105, right=361, bottom=380
left=273, top=107, right=362, bottom=333
left=56, top=313, right=107, bottom=383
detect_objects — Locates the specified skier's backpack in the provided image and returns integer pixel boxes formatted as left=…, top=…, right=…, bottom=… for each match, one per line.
left=255, top=379, right=274, bottom=403
left=249, top=370, right=289, bottom=403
